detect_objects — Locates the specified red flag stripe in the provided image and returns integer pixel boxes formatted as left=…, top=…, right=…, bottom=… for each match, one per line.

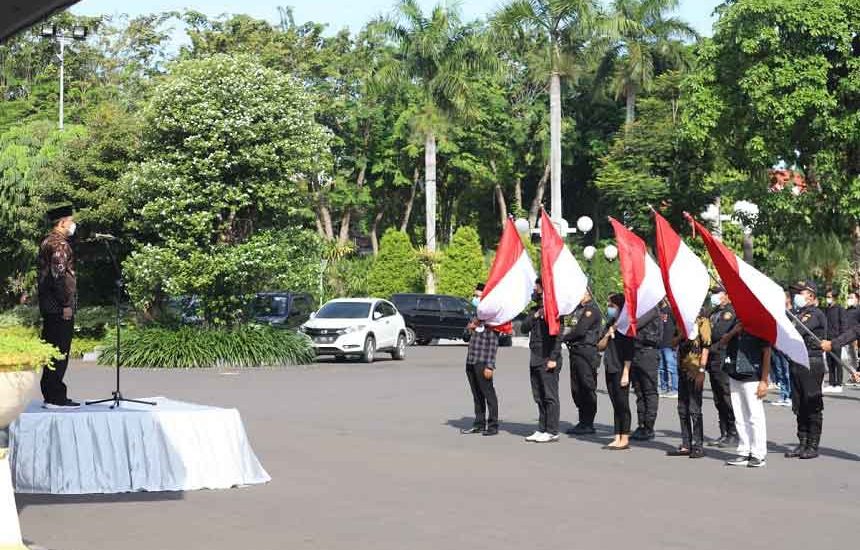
left=540, top=210, right=564, bottom=336
left=483, top=218, right=526, bottom=298
left=609, top=217, right=646, bottom=335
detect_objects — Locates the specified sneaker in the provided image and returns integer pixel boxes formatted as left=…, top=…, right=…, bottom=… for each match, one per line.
left=547, top=433, right=560, bottom=443
left=831, top=386, right=843, bottom=394
left=747, top=457, right=766, bottom=468
left=43, top=399, right=81, bottom=409
left=525, top=431, right=545, bottom=442
left=726, top=455, right=751, bottom=467
left=822, top=386, right=834, bottom=393
left=533, top=432, right=555, bottom=443
left=666, top=392, right=678, bottom=399
left=781, top=398, right=793, bottom=408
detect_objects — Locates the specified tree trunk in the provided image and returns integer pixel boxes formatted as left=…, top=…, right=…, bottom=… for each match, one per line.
left=317, top=203, right=334, bottom=241
left=494, top=183, right=507, bottom=228
left=370, top=209, right=384, bottom=256
left=514, top=176, right=523, bottom=215
left=401, top=167, right=419, bottom=232
left=625, top=88, right=636, bottom=126
left=549, top=71, right=563, bottom=219
left=337, top=163, right=367, bottom=244
left=853, top=222, right=860, bottom=289
left=424, top=131, right=437, bottom=294
left=529, top=162, right=551, bottom=228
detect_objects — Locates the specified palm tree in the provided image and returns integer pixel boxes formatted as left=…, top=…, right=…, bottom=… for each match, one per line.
left=381, top=0, right=490, bottom=293
left=494, top=0, right=599, bottom=220
left=603, top=0, right=697, bottom=125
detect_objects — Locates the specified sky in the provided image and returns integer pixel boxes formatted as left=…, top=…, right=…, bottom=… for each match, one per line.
left=70, top=0, right=723, bottom=45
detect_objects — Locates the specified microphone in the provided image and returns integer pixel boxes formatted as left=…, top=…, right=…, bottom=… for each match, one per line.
left=91, top=233, right=119, bottom=241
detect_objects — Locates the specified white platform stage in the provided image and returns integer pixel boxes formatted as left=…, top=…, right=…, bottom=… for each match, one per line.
left=8, top=397, right=271, bottom=494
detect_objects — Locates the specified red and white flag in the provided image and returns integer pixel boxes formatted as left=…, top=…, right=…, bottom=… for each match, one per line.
left=687, top=214, right=809, bottom=368
left=609, top=217, right=666, bottom=337
left=540, top=209, right=588, bottom=336
left=654, top=212, right=710, bottom=339
left=477, top=218, right=537, bottom=327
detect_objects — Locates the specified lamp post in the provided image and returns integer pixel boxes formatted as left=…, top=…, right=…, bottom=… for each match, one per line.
left=40, top=24, right=89, bottom=131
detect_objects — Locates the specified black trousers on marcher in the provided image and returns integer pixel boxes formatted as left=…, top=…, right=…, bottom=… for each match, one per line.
left=677, top=374, right=704, bottom=449
left=466, top=363, right=498, bottom=430
left=827, top=347, right=844, bottom=387
left=40, top=314, right=74, bottom=404
left=791, top=356, right=826, bottom=445
left=569, top=346, right=598, bottom=427
left=631, top=347, right=660, bottom=431
left=605, top=370, right=631, bottom=435
left=530, top=364, right=561, bottom=435
left=707, top=365, right=736, bottom=437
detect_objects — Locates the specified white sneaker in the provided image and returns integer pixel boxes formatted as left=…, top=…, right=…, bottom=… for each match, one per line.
left=547, top=433, right=560, bottom=442
left=822, top=386, right=834, bottom=393
left=832, top=386, right=844, bottom=393
left=534, top=432, right=555, bottom=443
left=525, top=431, right=545, bottom=442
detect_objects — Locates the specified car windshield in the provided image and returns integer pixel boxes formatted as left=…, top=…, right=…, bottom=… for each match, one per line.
left=316, top=302, right=371, bottom=319
left=254, top=296, right=288, bottom=316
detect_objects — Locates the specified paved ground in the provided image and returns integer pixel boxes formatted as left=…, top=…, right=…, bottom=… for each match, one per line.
left=15, top=345, right=860, bottom=550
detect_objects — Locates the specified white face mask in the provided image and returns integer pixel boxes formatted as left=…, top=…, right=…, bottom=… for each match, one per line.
left=793, top=294, right=808, bottom=309
left=849, top=298, right=857, bottom=307
left=66, top=222, right=77, bottom=236
left=710, top=293, right=722, bottom=307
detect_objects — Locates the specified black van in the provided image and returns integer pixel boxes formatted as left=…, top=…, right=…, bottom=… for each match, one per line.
left=252, top=292, right=315, bottom=329
left=390, top=293, right=477, bottom=345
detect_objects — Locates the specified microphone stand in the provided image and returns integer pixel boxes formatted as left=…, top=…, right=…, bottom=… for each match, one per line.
left=86, top=237, right=155, bottom=409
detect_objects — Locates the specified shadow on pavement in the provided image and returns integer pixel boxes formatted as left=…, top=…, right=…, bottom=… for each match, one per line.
left=17, top=491, right=184, bottom=513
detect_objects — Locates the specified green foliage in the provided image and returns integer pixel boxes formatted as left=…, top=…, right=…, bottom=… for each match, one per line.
left=324, top=255, right=374, bottom=301
left=98, top=325, right=314, bottom=368
left=581, top=240, right=623, bottom=307
left=367, top=229, right=423, bottom=297
left=437, top=227, right=487, bottom=297
left=0, top=327, right=61, bottom=371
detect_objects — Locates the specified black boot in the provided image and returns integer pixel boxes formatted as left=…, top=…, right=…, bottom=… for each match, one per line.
left=800, top=418, right=822, bottom=459
left=785, top=432, right=808, bottom=458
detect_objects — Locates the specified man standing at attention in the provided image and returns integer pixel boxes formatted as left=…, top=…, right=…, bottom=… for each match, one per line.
left=706, top=285, right=738, bottom=448
left=38, top=204, right=80, bottom=408
left=461, top=283, right=501, bottom=436
left=563, top=289, right=602, bottom=435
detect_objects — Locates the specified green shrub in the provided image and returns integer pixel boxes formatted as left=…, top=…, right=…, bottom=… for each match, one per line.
left=71, top=337, right=105, bottom=359
left=367, top=229, right=423, bottom=298
left=325, top=255, right=373, bottom=300
left=98, top=325, right=315, bottom=368
left=0, top=305, right=40, bottom=328
left=73, top=306, right=115, bottom=338
left=437, top=227, right=487, bottom=298
left=0, top=328, right=61, bottom=371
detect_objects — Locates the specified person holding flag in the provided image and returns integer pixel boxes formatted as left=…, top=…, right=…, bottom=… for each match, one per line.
left=563, top=290, right=603, bottom=435
left=521, top=279, right=563, bottom=443
left=461, top=218, right=537, bottom=437
left=785, top=280, right=828, bottom=459
left=706, top=285, right=739, bottom=448
left=597, top=293, right=635, bottom=450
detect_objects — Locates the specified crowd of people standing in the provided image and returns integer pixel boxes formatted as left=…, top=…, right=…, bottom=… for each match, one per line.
left=461, top=279, right=860, bottom=468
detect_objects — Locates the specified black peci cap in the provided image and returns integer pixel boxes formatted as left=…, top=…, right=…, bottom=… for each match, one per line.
left=790, top=280, right=818, bottom=295
left=46, top=204, right=74, bottom=222
left=475, top=283, right=486, bottom=291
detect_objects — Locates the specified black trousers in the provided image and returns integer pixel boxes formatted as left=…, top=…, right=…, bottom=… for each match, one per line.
left=677, top=373, right=704, bottom=449
left=605, top=370, right=631, bottom=435
left=40, top=314, right=74, bottom=404
left=827, top=347, right=844, bottom=387
left=466, top=363, right=498, bottom=429
left=707, top=365, right=736, bottom=437
left=569, top=347, right=598, bottom=427
left=530, top=364, right=561, bottom=435
left=791, top=356, right=826, bottom=444
left=631, top=347, right=659, bottom=431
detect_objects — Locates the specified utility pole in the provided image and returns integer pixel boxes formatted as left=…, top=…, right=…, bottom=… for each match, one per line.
left=40, top=24, right=89, bottom=131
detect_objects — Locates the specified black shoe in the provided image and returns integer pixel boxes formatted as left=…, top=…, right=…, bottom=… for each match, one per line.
left=43, top=399, right=81, bottom=409
left=747, top=456, right=767, bottom=468
left=666, top=447, right=690, bottom=457
left=719, top=435, right=738, bottom=449
left=689, top=447, right=705, bottom=459
left=706, top=435, right=725, bottom=447
left=630, top=428, right=648, bottom=441
left=785, top=441, right=806, bottom=458
left=482, top=427, right=499, bottom=436
left=460, top=426, right=482, bottom=435
left=570, top=424, right=596, bottom=435
left=799, top=447, right=819, bottom=459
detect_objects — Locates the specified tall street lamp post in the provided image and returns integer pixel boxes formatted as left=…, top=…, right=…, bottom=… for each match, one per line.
left=40, top=24, right=89, bottom=131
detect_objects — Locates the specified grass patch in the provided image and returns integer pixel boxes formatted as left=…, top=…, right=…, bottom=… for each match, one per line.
left=98, top=325, right=315, bottom=368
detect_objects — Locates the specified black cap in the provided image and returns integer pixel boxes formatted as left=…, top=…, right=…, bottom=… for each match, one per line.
left=711, top=283, right=726, bottom=293
left=475, top=283, right=485, bottom=291
left=46, top=204, right=73, bottom=222
left=790, top=280, right=818, bottom=295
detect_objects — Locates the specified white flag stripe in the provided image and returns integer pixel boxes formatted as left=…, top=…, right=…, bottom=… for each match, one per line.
left=667, top=239, right=710, bottom=338
left=552, top=248, right=588, bottom=316
left=736, top=259, right=809, bottom=367
left=477, top=251, right=536, bottom=326
left=616, top=253, right=666, bottom=336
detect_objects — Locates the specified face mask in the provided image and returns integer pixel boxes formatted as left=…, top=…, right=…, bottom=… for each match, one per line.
left=66, top=222, right=77, bottom=236
left=826, top=298, right=834, bottom=306
left=471, top=297, right=480, bottom=308
left=849, top=298, right=857, bottom=307
left=607, top=306, right=618, bottom=320
left=710, top=293, right=722, bottom=307
left=793, top=294, right=808, bottom=309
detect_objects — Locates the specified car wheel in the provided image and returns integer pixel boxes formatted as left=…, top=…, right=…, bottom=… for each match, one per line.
left=405, top=327, right=416, bottom=346
left=416, top=338, right=432, bottom=346
left=391, top=334, right=407, bottom=360
left=361, top=335, right=376, bottom=363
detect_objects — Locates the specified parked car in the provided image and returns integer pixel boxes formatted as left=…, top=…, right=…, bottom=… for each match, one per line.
left=300, top=298, right=407, bottom=363
left=390, top=293, right=475, bottom=345
left=251, top=291, right=315, bottom=329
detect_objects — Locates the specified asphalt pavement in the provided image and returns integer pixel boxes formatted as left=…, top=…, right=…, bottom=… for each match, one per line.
left=15, top=345, right=860, bottom=550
